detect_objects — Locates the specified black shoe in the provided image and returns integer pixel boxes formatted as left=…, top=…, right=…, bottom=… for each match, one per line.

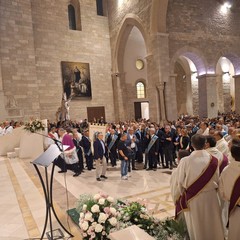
left=163, top=166, right=168, bottom=169
left=92, top=167, right=96, bottom=170
left=100, top=175, right=108, bottom=179
left=73, top=172, right=80, bottom=177
left=132, top=168, right=138, bottom=170
left=146, top=168, right=153, bottom=171
left=96, top=178, right=101, bottom=181
left=58, top=170, right=67, bottom=173
left=88, top=169, right=92, bottom=171
left=169, top=166, right=173, bottom=170
left=153, top=168, right=157, bottom=171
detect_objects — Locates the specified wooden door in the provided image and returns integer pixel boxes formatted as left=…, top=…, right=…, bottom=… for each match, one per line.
left=87, top=106, right=105, bottom=122
left=134, top=102, right=142, bottom=120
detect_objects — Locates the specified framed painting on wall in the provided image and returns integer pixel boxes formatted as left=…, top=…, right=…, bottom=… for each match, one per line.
left=61, top=61, right=92, bottom=100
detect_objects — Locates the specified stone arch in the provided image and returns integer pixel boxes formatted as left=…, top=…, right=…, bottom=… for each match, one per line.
left=215, top=54, right=238, bottom=112
left=150, top=0, right=169, bottom=33
left=114, top=14, right=149, bottom=73
left=214, top=52, right=240, bottom=75
left=68, top=0, right=82, bottom=31
left=170, top=46, right=208, bottom=75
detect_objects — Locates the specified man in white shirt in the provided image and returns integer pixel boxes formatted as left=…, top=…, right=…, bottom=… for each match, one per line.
left=0, top=123, right=4, bottom=136
left=214, top=131, right=229, bottom=156
left=197, top=122, right=209, bottom=136
left=4, top=121, right=13, bottom=135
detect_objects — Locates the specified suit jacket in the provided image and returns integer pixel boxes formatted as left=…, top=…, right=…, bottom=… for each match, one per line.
left=94, top=138, right=105, bottom=160
left=80, top=136, right=91, bottom=155
left=107, top=134, right=118, bottom=152
left=179, top=136, right=190, bottom=150
left=125, top=133, right=139, bottom=150
left=146, top=135, right=159, bottom=155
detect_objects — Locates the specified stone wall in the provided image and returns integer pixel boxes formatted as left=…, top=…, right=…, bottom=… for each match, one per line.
left=0, top=0, right=114, bottom=121
left=0, top=0, right=40, bottom=120
left=167, top=0, right=240, bottom=69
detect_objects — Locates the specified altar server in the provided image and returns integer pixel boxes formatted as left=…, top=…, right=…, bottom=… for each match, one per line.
left=174, top=134, right=224, bottom=240
left=219, top=138, right=240, bottom=240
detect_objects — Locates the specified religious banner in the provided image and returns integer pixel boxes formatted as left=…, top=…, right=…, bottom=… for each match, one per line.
left=61, top=61, right=92, bottom=100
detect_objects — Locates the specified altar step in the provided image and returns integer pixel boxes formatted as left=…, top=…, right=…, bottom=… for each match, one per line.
left=7, top=147, right=20, bottom=158
left=2, top=157, right=82, bottom=240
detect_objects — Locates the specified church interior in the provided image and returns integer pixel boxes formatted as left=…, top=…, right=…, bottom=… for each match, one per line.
left=1, top=0, right=240, bottom=239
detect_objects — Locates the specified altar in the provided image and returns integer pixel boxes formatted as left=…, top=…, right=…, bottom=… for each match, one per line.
left=0, top=124, right=45, bottom=159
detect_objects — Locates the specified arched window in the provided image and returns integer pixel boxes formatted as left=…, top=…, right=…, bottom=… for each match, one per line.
left=96, top=0, right=107, bottom=16
left=68, top=4, right=76, bottom=30
left=136, top=82, right=146, bottom=98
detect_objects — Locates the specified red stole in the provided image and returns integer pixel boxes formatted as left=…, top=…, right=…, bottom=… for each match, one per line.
left=219, top=154, right=228, bottom=174
left=175, top=156, right=218, bottom=219
left=228, top=175, right=240, bottom=219
left=48, top=132, right=55, bottom=139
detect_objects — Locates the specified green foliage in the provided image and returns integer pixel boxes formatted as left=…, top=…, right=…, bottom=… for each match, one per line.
left=76, top=194, right=93, bottom=213
left=69, top=194, right=188, bottom=240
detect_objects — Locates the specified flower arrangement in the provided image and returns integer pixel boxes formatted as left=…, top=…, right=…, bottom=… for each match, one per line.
left=24, top=119, right=45, bottom=133
left=72, top=193, right=188, bottom=240
left=76, top=193, right=121, bottom=240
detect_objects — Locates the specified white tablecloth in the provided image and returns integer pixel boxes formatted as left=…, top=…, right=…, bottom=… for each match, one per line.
left=109, top=225, right=155, bottom=240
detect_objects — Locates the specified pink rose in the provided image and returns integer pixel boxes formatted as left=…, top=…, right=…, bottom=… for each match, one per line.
left=104, top=207, right=110, bottom=214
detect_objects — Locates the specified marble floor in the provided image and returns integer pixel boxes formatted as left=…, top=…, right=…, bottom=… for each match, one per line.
left=0, top=156, right=175, bottom=239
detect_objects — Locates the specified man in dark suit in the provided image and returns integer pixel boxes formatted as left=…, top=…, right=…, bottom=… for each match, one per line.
left=126, top=128, right=139, bottom=172
left=134, top=125, right=143, bottom=163
left=93, top=132, right=107, bottom=181
left=107, top=129, right=118, bottom=167
left=156, top=125, right=165, bottom=168
left=72, top=129, right=84, bottom=174
left=146, top=128, right=159, bottom=171
left=80, top=129, right=94, bottom=170
left=162, top=125, right=174, bottom=169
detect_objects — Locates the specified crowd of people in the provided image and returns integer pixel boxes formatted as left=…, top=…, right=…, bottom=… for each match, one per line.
left=0, top=120, right=22, bottom=136
left=45, top=112, right=240, bottom=240
left=2, top=112, right=240, bottom=239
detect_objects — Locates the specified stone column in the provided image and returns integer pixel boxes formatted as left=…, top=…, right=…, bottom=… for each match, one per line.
left=222, top=74, right=231, bottom=112
left=111, top=73, right=120, bottom=121
left=185, top=74, right=193, bottom=115
left=145, top=54, right=159, bottom=122
left=0, top=61, right=7, bottom=121
left=233, top=75, right=240, bottom=114
left=115, top=72, right=128, bottom=121
left=197, top=74, right=218, bottom=119
left=156, top=82, right=166, bottom=121
left=216, top=74, right=224, bottom=113
left=165, top=74, right=178, bottom=120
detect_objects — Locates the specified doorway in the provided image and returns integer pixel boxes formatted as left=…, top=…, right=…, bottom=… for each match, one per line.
left=87, top=106, right=105, bottom=122
left=134, top=102, right=149, bottom=120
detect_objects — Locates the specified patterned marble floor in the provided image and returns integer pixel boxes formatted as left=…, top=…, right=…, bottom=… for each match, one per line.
left=0, top=156, right=174, bottom=239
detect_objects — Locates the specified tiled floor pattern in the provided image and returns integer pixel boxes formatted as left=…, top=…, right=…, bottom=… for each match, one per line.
left=0, top=157, right=174, bottom=239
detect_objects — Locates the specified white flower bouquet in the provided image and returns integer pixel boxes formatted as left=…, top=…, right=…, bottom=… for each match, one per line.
left=24, top=119, right=45, bottom=133
left=77, top=193, right=121, bottom=240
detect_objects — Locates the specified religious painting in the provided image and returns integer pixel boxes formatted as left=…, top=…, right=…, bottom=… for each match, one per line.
left=61, top=61, right=92, bottom=100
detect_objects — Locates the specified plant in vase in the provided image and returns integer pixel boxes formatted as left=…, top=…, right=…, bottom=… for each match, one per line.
left=76, top=193, right=121, bottom=240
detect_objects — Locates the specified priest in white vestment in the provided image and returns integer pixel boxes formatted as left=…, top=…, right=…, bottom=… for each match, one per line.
left=214, top=131, right=229, bottom=156
left=205, top=135, right=229, bottom=170
left=197, top=122, right=209, bottom=136
left=219, top=138, right=240, bottom=240
left=174, top=134, right=224, bottom=240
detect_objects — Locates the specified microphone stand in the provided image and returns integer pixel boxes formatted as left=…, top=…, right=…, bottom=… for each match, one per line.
left=30, top=130, right=74, bottom=240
